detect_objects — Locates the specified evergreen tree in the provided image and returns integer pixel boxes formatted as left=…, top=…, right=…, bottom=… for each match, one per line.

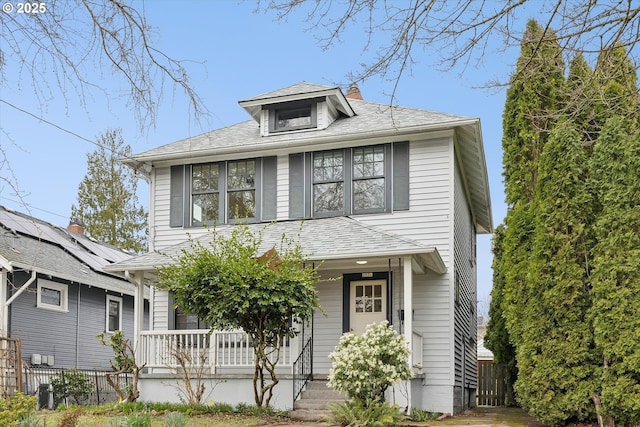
left=500, top=19, right=565, bottom=353
left=589, top=118, right=640, bottom=426
left=502, top=19, right=565, bottom=206
left=71, top=129, right=148, bottom=253
left=594, top=44, right=640, bottom=133
left=515, top=122, right=597, bottom=425
left=484, top=224, right=517, bottom=406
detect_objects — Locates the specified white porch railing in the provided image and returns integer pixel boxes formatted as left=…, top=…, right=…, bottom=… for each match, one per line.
left=411, top=330, right=423, bottom=369
left=138, top=330, right=294, bottom=373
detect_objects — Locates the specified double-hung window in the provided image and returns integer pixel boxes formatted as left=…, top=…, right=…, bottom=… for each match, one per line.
left=352, top=146, right=386, bottom=212
left=290, top=142, right=409, bottom=219
left=170, top=157, right=276, bottom=227
left=191, top=163, right=219, bottom=226
left=227, top=160, right=256, bottom=220
left=313, top=151, right=345, bottom=215
left=106, top=295, right=122, bottom=333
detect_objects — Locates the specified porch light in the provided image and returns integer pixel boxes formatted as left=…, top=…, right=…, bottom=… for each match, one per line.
left=356, top=260, right=367, bottom=265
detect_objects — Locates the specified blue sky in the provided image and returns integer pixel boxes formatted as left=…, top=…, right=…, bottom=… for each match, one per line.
left=0, top=1, right=538, bottom=316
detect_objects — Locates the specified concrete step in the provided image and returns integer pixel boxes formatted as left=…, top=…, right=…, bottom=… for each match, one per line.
left=290, top=380, right=347, bottom=421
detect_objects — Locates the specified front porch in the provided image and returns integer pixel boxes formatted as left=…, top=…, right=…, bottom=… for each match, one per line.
left=135, top=326, right=424, bottom=409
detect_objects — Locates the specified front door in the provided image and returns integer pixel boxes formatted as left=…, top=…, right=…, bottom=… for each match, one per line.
left=350, top=280, right=387, bottom=335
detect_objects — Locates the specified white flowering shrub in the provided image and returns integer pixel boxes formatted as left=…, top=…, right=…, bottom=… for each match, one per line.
left=328, top=321, right=412, bottom=403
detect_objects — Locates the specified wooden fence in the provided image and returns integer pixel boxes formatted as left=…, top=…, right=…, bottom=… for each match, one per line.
left=0, top=337, right=23, bottom=398
left=477, top=360, right=507, bottom=406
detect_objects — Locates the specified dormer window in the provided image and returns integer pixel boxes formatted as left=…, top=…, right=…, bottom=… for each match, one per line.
left=268, top=100, right=318, bottom=133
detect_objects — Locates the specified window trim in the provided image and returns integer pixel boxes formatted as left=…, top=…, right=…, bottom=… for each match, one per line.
left=311, top=144, right=391, bottom=217
left=106, top=294, right=123, bottom=333
left=267, top=99, right=319, bottom=133
left=37, top=280, right=68, bottom=313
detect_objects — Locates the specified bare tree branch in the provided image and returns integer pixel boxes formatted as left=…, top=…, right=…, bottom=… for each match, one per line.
left=0, top=0, right=207, bottom=130
left=261, top=0, right=639, bottom=95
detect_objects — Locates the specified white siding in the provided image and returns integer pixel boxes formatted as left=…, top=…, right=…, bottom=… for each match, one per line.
left=357, top=137, right=453, bottom=265
left=312, top=270, right=344, bottom=374
left=452, top=159, right=478, bottom=411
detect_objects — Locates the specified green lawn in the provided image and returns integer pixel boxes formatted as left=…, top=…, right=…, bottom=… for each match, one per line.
left=36, top=410, right=314, bottom=426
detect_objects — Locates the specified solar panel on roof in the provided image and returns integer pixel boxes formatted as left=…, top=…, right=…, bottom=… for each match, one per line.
left=0, top=208, right=132, bottom=276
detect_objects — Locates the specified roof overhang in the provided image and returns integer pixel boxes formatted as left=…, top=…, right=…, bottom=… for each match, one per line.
left=105, top=218, right=447, bottom=282
left=238, top=86, right=356, bottom=122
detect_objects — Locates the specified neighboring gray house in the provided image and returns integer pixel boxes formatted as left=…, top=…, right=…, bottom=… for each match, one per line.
left=107, top=82, right=493, bottom=414
left=0, top=206, right=149, bottom=370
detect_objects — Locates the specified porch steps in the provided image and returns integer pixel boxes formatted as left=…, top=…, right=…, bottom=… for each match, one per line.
left=289, top=379, right=347, bottom=422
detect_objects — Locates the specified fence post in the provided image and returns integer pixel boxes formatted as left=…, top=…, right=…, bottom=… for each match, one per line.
left=94, top=370, right=100, bottom=404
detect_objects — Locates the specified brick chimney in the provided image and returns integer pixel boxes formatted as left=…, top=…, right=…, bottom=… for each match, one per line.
left=345, top=83, right=363, bottom=100
left=68, top=218, right=85, bottom=236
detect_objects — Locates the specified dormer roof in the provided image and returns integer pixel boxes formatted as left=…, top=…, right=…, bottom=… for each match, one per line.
left=238, top=82, right=356, bottom=122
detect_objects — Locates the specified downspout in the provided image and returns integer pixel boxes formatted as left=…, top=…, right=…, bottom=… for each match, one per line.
left=76, top=285, right=81, bottom=367
left=3, top=269, right=37, bottom=337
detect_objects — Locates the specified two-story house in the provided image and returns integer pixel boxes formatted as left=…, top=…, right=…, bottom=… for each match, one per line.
left=106, top=82, right=493, bottom=414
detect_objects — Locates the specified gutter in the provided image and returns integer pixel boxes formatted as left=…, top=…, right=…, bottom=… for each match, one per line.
left=123, top=119, right=479, bottom=166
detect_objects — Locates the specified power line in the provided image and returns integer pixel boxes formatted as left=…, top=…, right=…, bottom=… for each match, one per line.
left=0, top=98, right=135, bottom=159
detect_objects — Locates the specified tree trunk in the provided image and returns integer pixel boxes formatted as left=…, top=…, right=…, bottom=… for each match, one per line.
left=592, top=392, right=614, bottom=427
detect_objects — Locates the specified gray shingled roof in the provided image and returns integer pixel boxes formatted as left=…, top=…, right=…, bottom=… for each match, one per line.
left=105, top=217, right=445, bottom=275
left=239, top=82, right=338, bottom=103
left=126, top=98, right=474, bottom=163
left=0, top=206, right=143, bottom=297
left=123, top=82, right=492, bottom=233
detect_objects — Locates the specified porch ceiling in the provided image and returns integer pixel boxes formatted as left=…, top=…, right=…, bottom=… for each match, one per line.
left=105, top=217, right=446, bottom=280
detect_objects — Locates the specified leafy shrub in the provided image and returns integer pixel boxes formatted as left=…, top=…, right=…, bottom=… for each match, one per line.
left=323, top=398, right=404, bottom=427
left=0, top=393, right=37, bottom=427
left=328, top=321, right=412, bottom=402
left=125, top=412, right=151, bottom=427
left=409, top=408, right=441, bottom=421
left=17, top=415, right=40, bottom=427
left=51, top=369, right=93, bottom=406
left=163, top=412, right=186, bottom=427
left=56, top=407, right=83, bottom=427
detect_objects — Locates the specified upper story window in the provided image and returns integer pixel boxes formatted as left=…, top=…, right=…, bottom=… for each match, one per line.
left=353, top=146, right=386, bottom=211
left=312, top=145, right=388, bottom=217
left=268, top=100, right=318, bottom=133
left=313, top=151, right=344, bottom=214
left=37, top=279, right=68, bottom=312
left=289, top=141, right=409, bottom=219
left=227, top=160, right=256, bottom=219
left=171, top=157, right=277, bottom=228
left=192, top=163, right=219, bottom=226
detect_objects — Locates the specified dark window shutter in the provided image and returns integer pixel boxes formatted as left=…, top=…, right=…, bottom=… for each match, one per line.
left=170, top=165, right=185, bottom=227
left=393, top=142, right=410, bottom=211
left=262, top=156, right=277, bottom=221
left=289, top=153, right=305, bottom=219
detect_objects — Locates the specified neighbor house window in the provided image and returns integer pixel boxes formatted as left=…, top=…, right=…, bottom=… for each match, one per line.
left=269, top=101, right=318, bottom=133
left=106, top=295, right=122, bottom=333
left=37, top=280, right=68, bottom=312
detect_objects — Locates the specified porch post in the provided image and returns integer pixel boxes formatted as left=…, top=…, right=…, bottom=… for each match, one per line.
left=402, top=255, right=413, bottom=412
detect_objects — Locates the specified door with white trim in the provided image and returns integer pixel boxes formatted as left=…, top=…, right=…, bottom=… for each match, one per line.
left=350, top=280, right=387, bottom=335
